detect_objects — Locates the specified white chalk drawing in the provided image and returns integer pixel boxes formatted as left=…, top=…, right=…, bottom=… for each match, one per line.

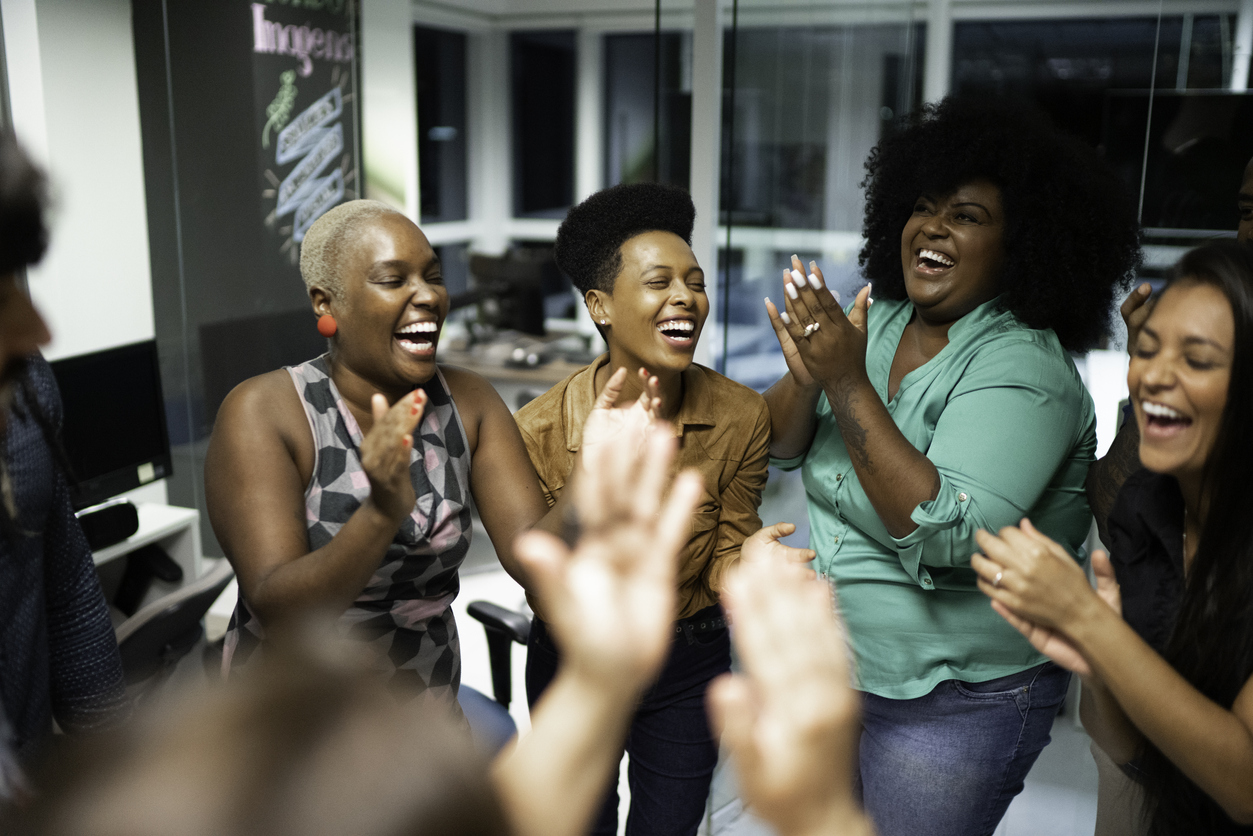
left=277, top=122, right=342, bottom=216
left=276, top=86, right=342, bottom=164
left=294, top=168, right=344, bottom=241
left=261, top=58, right=355, bottom=263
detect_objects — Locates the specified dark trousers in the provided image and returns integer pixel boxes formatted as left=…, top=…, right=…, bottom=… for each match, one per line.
left=525, top=605, right=732, bottom=836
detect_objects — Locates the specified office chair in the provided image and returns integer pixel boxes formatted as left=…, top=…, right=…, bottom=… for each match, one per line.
left=115, top=559, right=235, bottom=696
left=458, top=600, right=531, bottom=754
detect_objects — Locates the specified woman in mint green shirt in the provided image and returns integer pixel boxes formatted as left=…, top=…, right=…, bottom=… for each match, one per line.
left=762, top=97, right=1141, bottom=836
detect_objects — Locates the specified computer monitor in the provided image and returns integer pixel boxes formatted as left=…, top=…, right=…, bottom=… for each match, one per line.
left=1102, top=90, right=1253, bottom=232
left=48, top=340, right=173, bottom=510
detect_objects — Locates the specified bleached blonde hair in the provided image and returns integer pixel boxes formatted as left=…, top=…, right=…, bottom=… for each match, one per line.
left=298, top=199, right=405, bottom=300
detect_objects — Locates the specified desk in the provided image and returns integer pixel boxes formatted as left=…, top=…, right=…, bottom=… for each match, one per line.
left=92, top=503, right=203, bottom=583
left=437, top=348, right=587, bottom=412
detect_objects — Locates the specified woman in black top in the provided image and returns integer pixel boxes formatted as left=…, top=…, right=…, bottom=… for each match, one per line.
left=970, top=241, right=1253, bottom=834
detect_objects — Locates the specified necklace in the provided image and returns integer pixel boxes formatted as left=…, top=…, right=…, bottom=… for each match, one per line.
left=1182, top=506, right=1192, bottom=571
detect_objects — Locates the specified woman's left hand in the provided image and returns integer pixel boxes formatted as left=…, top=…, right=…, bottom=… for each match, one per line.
left=740, top=522, right=817, bottom=577
left=972, top=519, right=1114, bottom=633
left=767, top=255, right=871, bottom=390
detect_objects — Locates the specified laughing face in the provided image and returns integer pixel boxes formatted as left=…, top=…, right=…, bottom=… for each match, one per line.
left=315, top=213, right=448, bottom=396
left=899, top=179, right=1005, bottom=326
left=592, top=230, right=708, bottom=377
left=1128, top=279, right=1233, bottom=483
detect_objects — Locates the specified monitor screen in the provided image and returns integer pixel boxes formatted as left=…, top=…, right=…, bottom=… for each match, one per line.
left=1102, top=90, right=1253, bottom=232
left=49, top=340, right=173, bottom=510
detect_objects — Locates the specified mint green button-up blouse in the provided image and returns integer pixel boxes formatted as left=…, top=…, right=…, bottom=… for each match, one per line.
left=774, top=297, right=1096, bottom=699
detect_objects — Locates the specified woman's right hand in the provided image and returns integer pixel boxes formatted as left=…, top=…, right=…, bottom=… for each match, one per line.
left=360, top=389, right=427, bottom=522
left=765, top=256, right=870, bottom=389
left=765, top=296, right=816, bottom=387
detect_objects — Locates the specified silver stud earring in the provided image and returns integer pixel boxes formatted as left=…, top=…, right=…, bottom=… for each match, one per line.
left=600, top=319, right=607, bottom=325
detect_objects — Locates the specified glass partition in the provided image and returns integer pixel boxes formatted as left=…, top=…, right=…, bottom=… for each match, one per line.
left=132, top=0, right=361, bottom=558
left=715, top=1, right=921, bottom=389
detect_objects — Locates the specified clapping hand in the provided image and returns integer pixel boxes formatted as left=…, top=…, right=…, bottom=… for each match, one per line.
left=972, top=519, right=1122, bottom=678
left=765, top=255, right=871, bottom=390
left=580, top=366, right=662, bottom=475
left=360, top=389, right=427, bottom=522
left=513, top=420, right=702, bottom=691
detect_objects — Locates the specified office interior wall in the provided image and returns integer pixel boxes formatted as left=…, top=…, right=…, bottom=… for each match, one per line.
left=1, top=0, right=155, bottom=363
left=362, top=0, right=419, bottom=216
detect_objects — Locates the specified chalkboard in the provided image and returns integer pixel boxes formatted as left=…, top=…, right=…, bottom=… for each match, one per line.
left=132, top=0, right=362, bottom=554
left=251, top=1, right=360, bottom=251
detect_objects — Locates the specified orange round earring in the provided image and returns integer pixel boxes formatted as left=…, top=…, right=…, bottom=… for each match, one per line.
left=317, top=314, right=337, bottom=337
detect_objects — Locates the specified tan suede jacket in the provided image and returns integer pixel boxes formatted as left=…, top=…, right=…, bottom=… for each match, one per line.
left=514, top=355, right=770, bottom=620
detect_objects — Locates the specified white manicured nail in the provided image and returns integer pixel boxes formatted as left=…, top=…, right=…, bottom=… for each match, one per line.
left=807, top=272, right=822, bottom=290
left=790, top=269, right=805, bottom=286
left=780, top=311, right=791, bottom=325
left=786, top=281, right=799, bottom=300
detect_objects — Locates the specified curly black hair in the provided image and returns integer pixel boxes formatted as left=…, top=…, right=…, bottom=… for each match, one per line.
left=859, top=96, right=1142, bottom=351
left=0, top=133, right=49, bottom=276
left=554, top=182, right=695, bottom=295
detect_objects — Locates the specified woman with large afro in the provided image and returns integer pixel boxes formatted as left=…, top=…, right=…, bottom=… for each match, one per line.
left=763, top=96, right=1141, bottom=836
left=514, top=181, right=810, bottom=836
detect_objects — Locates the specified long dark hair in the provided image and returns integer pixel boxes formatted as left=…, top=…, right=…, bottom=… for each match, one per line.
left=1141, top=240, right=1253, bottom=835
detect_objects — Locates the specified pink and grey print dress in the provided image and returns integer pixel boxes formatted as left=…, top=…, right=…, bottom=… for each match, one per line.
left=222, top=356, right=473, bottom=701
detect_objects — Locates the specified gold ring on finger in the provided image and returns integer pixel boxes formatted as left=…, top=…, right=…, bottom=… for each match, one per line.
left=993, top=571, right=1003, bottom=589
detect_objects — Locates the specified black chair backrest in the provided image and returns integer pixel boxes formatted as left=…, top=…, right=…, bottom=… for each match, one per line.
left=116, top=560, right=235, bottom=686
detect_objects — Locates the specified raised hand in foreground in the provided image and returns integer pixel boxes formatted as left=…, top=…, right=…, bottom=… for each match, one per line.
left=709, top=551, right=875, bottom=836
left=491, top=420, right=703, bottom=836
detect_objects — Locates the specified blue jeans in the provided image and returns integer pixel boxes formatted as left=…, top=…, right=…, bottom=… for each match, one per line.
left=857, top=662, right=1070, bottom=836
left=526, top=608, right=731, bottom=836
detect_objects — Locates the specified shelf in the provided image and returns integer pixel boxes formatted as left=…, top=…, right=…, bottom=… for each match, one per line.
left=91, top=503, right=200, bottom=567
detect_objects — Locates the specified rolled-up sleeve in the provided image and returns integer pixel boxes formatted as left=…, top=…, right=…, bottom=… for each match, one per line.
left=887, top=339, right=1090, bottom=580
left=703, top=402, right=770, bottom=596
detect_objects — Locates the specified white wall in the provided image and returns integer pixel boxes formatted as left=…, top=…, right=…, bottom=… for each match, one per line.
left=361, top=0, right=419, bottom=218
left=2, top=0, right=155, bottom=362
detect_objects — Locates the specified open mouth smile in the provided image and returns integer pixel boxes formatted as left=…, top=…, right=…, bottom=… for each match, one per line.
left=656, top=317, right=697, bottom=348
left=915, top=248, right=956, bottom=275
left=1140, top=399, right=1193, bottom=439
left=395, top=320, right=439, bottom=356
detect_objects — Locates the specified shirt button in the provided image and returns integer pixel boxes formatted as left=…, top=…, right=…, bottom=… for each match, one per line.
left=833, top=535, right=839, bottom=544
left=922, top=578, right=933, bottom=586
left=836, top=473, right=843, bottom=482
left=958, top=492, right=968, bottom=502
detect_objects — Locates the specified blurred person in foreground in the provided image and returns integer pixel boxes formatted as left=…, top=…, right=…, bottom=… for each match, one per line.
left=6, top=397, right=879, bottom=836
left=0, top=134, right=125, bottom=802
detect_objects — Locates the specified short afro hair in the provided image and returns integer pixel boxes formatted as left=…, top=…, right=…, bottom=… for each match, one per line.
left=554, top=182, right=695, bottom=295
left=0, top=134, right=49, bottom=276
left=860, top=96, right=1142, bottom=351
left=299, top=199, right=405, bottom=299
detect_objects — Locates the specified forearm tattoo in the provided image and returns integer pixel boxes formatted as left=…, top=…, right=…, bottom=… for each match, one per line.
left=829, top=378, right=874, bottom=475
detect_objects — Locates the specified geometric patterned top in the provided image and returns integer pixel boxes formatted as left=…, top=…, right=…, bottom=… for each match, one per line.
left=222, top=355, right=472, bottom=702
